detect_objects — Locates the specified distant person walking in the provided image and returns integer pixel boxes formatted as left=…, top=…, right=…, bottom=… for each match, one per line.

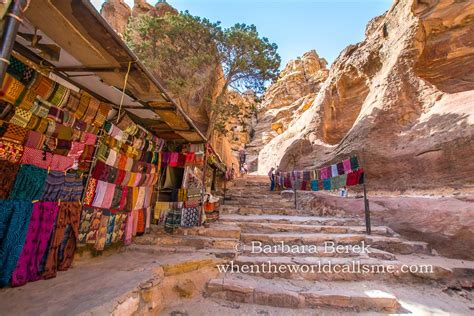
left=239, top=148, right=247, bottom=166
left=268, top=167, right=275, bottom=191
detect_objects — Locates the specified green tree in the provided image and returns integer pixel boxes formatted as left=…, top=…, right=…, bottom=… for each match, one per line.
left=124, top=11, right=219, bottom=104
left=124, top=12, right=281, bottom=139
left=210, top=23, right=281, bottom=138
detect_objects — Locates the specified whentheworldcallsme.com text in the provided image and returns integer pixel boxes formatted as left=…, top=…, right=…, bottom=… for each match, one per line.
left=217, top=260, right=434, bottom=275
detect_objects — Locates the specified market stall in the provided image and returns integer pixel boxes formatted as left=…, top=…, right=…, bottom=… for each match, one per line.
left=0, top=0, right=218, bottom=288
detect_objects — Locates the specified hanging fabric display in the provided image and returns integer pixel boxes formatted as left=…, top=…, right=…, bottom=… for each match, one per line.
left=42, top=201, right=81, bottom=279
left=0, top=51, right=211, bottom=289
left=0, top=200, right=34, bottom=286
left=10, top=202, right=59, bottom=287
left=0, top=56, right=106, bottom=287
left=274, top=156, right=364, bottom=193
left=79, top=120, right=164, bottom=249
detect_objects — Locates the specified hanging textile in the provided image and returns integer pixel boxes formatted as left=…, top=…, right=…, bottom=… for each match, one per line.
left=343, top=159, right=352, bottom=173
left=0, top=140, right=24, bottom=163
left=0, top=200, right=34, bottom=286
left=112, top=213, right=127, bottom=244
left=0, top=160, right=20, bottom=199
left=323, top=178, right=332, bottom=190
left=42, top=202, right=81, bottom=279
left=10, top=202, right=59, bottom=287
left=105, top=213, right=116, bottom=247
left=58, top=173, right=84, bottom=202
left=94, top=212, right=110, bottom=251
left=331, top=174, right=347, bottom=190
left=41, top=171, right=65, bottom=202
left=136, top=209, right=146, bottom=236
left=78, top=207, right=94, bottom=244
left=124, top=212, right=133, bottom=245
left=331, top=164, right=338, bottom=177
left=337, top=162, right=344, bottom=175
left=164, top=208, right=182, bottom=233
left=350, top=156, right=359, bottom=170
left=9, top=164, right=47, bottom=201
left=180, top=208, right=200, bottom=228
left=1, top=123, right=27, bottom=144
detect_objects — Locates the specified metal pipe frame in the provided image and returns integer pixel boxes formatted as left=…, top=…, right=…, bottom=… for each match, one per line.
left=0, top=0, right=28, bottom=85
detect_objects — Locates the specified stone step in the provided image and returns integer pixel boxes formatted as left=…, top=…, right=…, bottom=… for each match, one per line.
left=147, top=223, right=241, bottom=239
left=240, top=244, right=397, bottom=260
left=223, top=221, right=395, bottom=237
left=125, top=244, right=237, bottom=259
left=224, top=199, right=295, bottom=208
left=224, top=194, right=286, bottom=201
left=219, top=214, right=365, bottom=226
left=230, top=182, right=270, bottom=188
left=205, top=278, right=401, bottom=312
left=176, top=223, right=241, bottom=239
left=220, top=205, right=318, bottom=216
left=135, top=234, right=239, bottom=250
left=240, top=233, right=430, bottom=255
left=229, top=255, right=454, bottom=282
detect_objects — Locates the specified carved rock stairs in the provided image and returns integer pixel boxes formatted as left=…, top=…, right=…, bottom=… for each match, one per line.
left=137, top=175, right=474, bottom=314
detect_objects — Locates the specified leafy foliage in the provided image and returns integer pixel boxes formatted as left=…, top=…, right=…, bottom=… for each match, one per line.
left=216, top=23, right=281, bottom=94
left=124, top=10, right=281, bottom=137
left=125, top=11, right=219, bottom=99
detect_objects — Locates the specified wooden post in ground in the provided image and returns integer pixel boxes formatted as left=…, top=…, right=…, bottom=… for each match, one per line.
left=358, top=151, right=371, bottom=235
left=294, top=185, right=297, bottom=209
left=223, top=175, right=226, bottom=206
left=363, top=182, right=371, bottom=235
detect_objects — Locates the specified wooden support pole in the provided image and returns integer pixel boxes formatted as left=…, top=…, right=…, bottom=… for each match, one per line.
left=200, top=142, right=208, bottom=226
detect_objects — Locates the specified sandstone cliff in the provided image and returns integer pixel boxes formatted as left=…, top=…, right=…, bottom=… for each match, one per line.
left=247, top=50, right=329, bottom=171
left=224, top=90, right=257, bottom=153
left=101, top=0, right=131, bottom=35
left=257, top=0, right=474, bottom=192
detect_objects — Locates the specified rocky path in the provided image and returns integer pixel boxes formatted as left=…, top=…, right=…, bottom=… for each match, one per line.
left=153, top=175, right=474, bottom=315
left=3, top=176, right=472, bottom=315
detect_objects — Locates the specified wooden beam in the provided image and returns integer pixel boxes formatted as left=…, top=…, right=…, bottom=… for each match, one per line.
left=54, top=66, right=128, bottom=73
left=152, top=128, right=191, bottom=132
left=148, top=100, right=174, bottom=107
left=152, top=106, right=176, bottom=111
left=121, top=105, right=146, bottom=109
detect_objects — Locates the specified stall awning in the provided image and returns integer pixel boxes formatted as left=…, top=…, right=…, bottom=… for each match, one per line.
left=19, top=0, right=205, bottom=143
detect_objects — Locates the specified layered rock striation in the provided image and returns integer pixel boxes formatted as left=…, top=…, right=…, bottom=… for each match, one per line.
left=256, top=0, right=474, bottom=192
left=246, top=50, right=329, bottom=171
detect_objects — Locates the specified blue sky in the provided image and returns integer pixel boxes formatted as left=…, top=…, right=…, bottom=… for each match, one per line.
left=92, top=0, right=392, bottom=67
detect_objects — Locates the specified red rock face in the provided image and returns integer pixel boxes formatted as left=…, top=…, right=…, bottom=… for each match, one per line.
left=247, top=50, right=329, bottom=172
left=258, top=0, right=474, bottom=192
left=100, top=0, right=131, bottom=35
left=413, top=0, right=474, bottom=93
left=132, top=0, right=154, bottom=16
left=154, top=1, right=178, bottom=16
